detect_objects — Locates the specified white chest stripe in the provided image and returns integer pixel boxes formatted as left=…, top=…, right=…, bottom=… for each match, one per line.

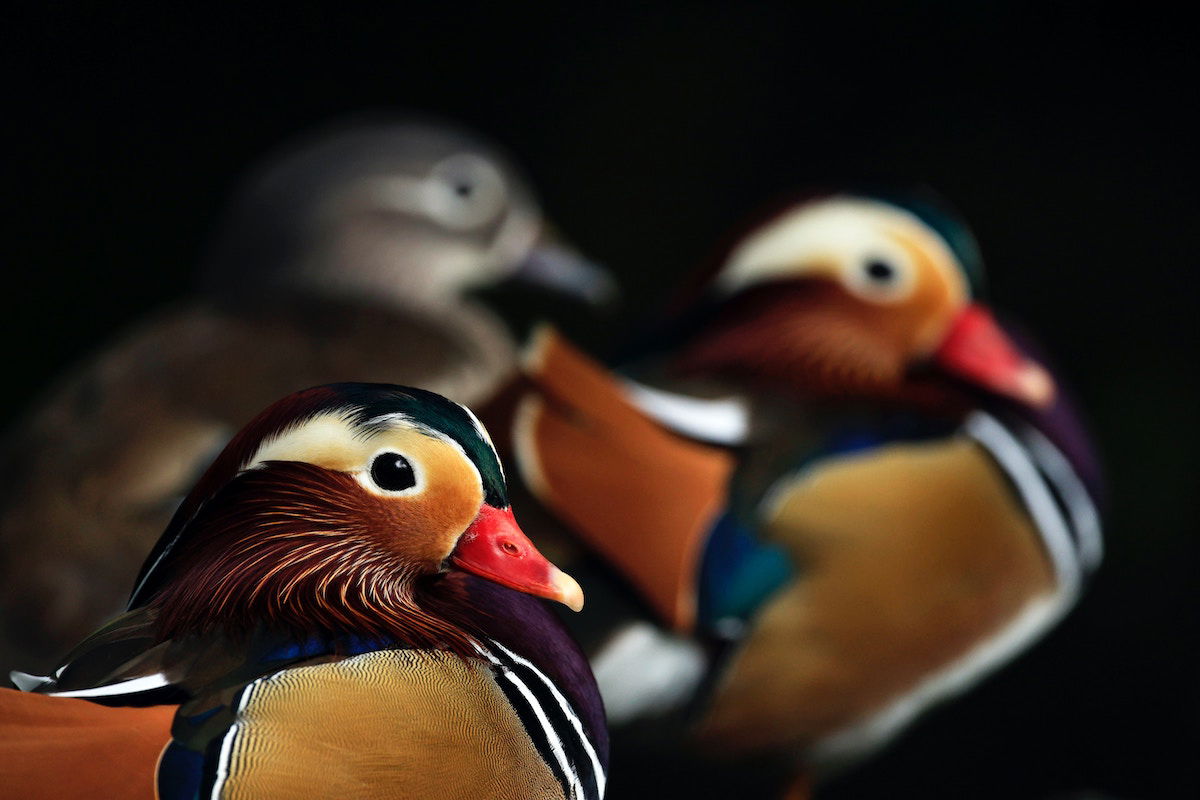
left=1020, top=423, right=1104, bottom=571
left=210, top=675, right=266, bottom=800
left=814, top=412, right=1101, bottom=765
left=505, top=666, right=584, bottom=799
left=488, top=641, right=607, bottom=799
left=202, top=648, right=604, bottom=800
left=473, top=644, right=583, bottom=799
left=964, top=411, right=1083, bottom=596
left=473, top=641, right=604, bottom=800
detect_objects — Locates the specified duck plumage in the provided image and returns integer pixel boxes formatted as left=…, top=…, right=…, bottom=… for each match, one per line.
left=3, top=383, right=607, bottom=799
left=0, top=116, right=612, bottom=672
left=479, top=189, right=1102, bottom=791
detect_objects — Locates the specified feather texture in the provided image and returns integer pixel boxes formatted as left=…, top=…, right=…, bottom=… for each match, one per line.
left=477, top=190, right=1102, bottom=794
left=7, top=383, right=607, bottom=798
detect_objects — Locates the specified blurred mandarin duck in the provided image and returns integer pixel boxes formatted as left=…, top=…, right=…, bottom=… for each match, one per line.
left=0, top=115, right=612, bottom=672
left=479, top=190, right=1103, bottom=791
left=1, top=383, right=607, bottom=799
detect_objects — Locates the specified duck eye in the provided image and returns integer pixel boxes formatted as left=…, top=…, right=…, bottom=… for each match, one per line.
left=864, top=259, right=897, bottom=283
left=370, top=453, right=417, bottom=492
left=845, top=254, right=912, bottom=303
left=426, top=153, right=507, bottom=229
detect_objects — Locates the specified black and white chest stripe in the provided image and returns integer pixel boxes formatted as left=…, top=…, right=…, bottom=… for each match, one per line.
left=964, top=410, right=1102, bottom=598
left=199, top=641, right=607, bottom=800
left=810, top=410, right=1105, bottom=764
left=205, top=674, right=262, bottom=800
left=476, top=639, right=607, bottom=800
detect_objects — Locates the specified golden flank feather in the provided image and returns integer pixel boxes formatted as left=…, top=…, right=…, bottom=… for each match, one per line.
left=695, top=438, right=1056, bottom=753
left=217, top=650, right=562, bottom=800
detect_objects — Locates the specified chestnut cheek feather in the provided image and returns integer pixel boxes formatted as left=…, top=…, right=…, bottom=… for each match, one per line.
left=146, top=464, right=485, bottom=656
left=678, top=303, right=903, bottom=399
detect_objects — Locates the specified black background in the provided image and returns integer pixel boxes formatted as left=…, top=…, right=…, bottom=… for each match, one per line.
left=3, top=4, right=1196, bottom=798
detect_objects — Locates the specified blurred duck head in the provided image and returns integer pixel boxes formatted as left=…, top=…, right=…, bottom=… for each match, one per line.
left=199, top=114, right=613, bottom=309
left=668, top=191, right=1055, bottom=412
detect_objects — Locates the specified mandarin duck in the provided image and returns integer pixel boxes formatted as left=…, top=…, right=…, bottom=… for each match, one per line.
left=2, top=383, right=607, bottom=799
left=479, top=190, right=1103, bottom=793
left=0, top=115, right=612, bottom=673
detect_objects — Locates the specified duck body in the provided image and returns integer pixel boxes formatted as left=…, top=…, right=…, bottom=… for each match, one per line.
left=480, top=191, right=1103, bottom=787
left=3, top=383, right=607, bottom=799
left=3, top=587, right=603, bottom=800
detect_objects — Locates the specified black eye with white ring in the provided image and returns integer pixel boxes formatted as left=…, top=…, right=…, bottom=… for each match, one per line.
left=370, top=453, right=417, bottom=492
left=863, top=258, right=898, bottom=284
left=846, top=253, right=912, bottom=302
left=426, top=153, right=507, bottom=229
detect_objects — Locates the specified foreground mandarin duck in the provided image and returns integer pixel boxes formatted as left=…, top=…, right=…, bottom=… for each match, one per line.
left=1, top=383, right=607, bottom=799
left=479, top=190, right=1103, bottom=792
left=0, top=115, right=612, bottom=672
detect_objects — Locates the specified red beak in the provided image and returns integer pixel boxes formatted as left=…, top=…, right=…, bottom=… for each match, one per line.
left=933, top=304, right=1056, bottom=409
left=450, top=504, right=584, bottom=612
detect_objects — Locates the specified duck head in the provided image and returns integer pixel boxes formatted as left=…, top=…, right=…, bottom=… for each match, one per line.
left=127, top=383, right=582, bottom=651
left=199, top=116, right=614, bottom=309
left=669, top=193, right=1054, bottom=413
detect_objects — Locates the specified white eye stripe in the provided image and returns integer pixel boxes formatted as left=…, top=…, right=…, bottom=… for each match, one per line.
left=361, top=411, right=419, bottom=431
left=716, top=198, right=967, bottom=308
left=240, top=408, right=489, bottom=503
left=363, top=411, right=476, bottom=453
left=243, top=414, right=362, bottom=472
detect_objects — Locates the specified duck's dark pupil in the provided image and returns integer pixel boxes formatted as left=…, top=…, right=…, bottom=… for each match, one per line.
left=371, top=453, right=416, bottom=491
left=866, top=260, right=895, bottom=281
left=454, top=182, right=473, bottom=197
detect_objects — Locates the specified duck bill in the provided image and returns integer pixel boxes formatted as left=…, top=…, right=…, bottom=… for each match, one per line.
left=933, top=303, right=1056, bottom=409
left=510, top=226, right=618, bottom=307
left=450, top=504, right=584, bottom=611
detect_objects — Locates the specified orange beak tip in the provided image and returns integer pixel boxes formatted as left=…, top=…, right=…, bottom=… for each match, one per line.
left=934, top=303, right=1059, bottom=410
left=1018, top=364, right=1057, bottom=409
left=552, top=567, right=585, bottom=612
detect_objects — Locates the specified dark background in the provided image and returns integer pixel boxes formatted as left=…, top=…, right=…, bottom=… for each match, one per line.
left=3, top=4, right=1196, bottom=797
